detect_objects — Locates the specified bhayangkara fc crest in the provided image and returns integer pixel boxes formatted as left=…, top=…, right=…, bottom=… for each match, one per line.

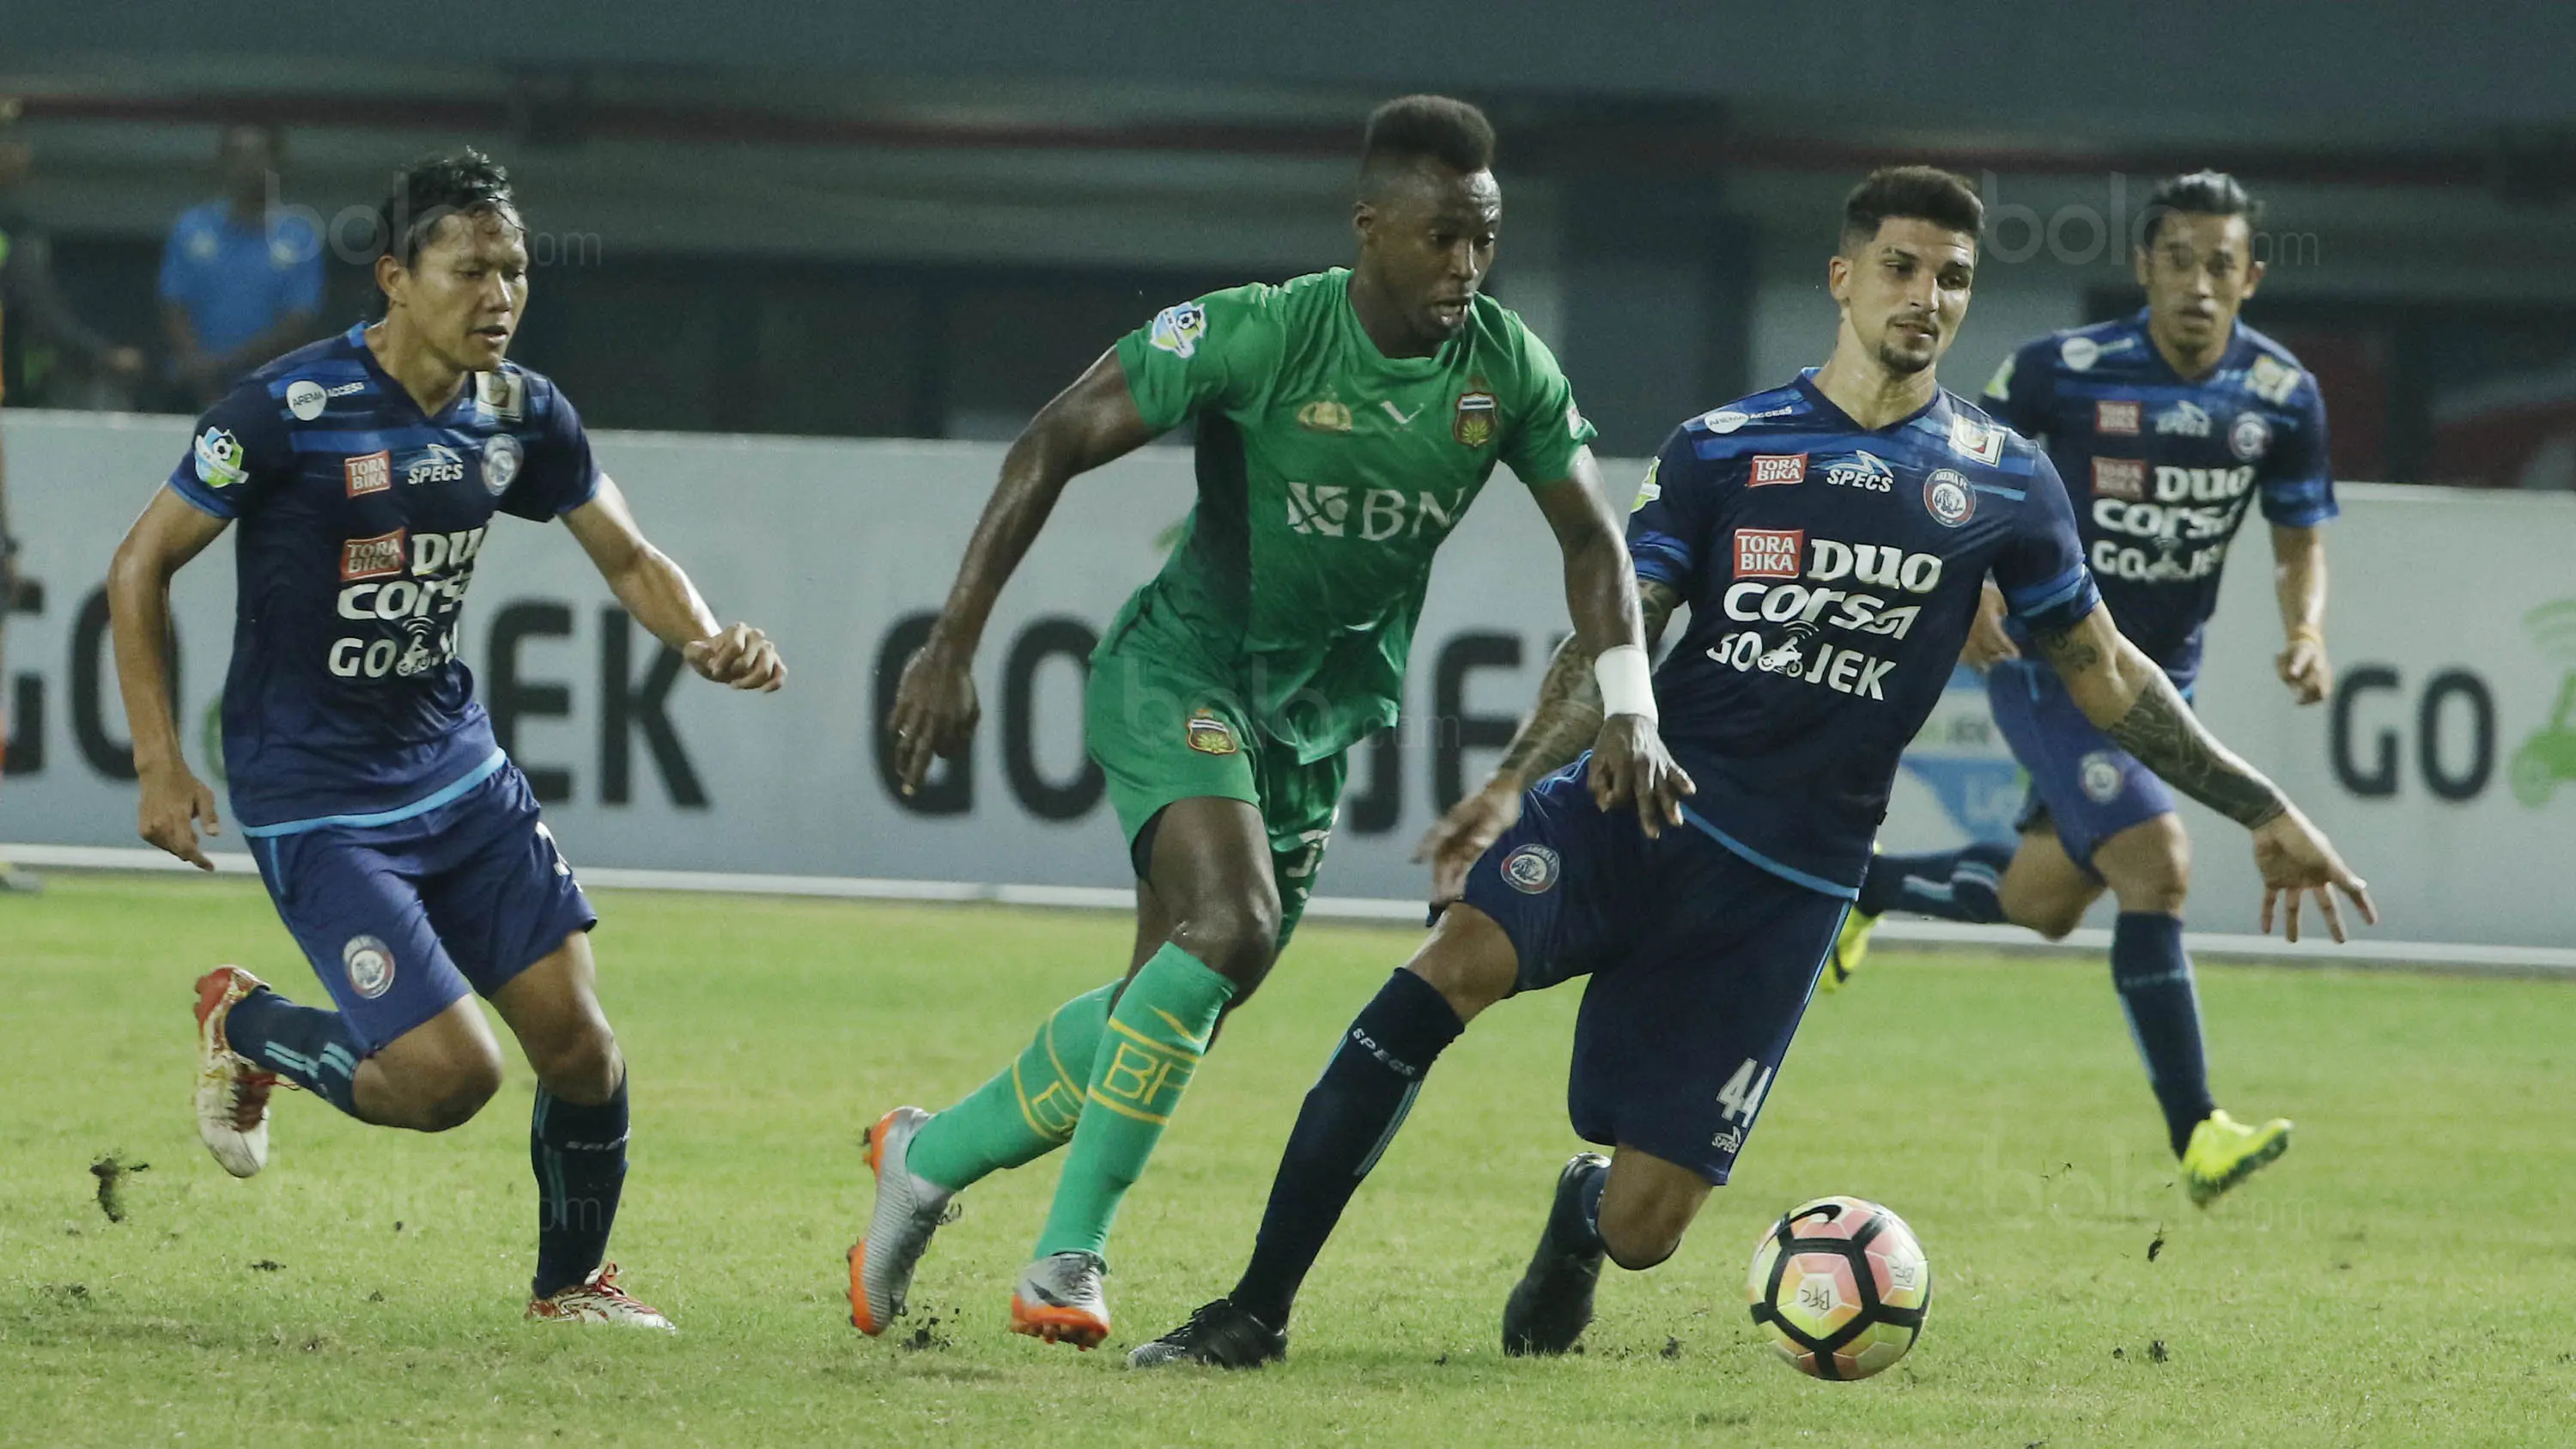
left=1454, top=391, right=1498, bottom=447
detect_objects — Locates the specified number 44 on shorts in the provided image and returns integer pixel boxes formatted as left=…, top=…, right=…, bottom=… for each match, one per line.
left=1716, top=1058, right=1773, bottom=1127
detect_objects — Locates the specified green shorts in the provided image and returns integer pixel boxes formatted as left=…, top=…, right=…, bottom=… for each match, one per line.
left=1085, top=638, right=1347, bottom=945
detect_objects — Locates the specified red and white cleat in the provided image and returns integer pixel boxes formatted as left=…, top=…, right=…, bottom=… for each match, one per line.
left=526, top=1263, right=676, bottom=1331
left=192, top=966, right=276, bottom=1179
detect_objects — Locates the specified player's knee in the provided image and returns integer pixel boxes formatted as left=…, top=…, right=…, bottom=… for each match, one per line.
left=2104, top=825, right=2192, bottom=916
left=409, top=1050, right=503, bottom=1132
left=1170, top=898, right=1281, bottom=994
left=530, top=1023, right=622, bottom=1104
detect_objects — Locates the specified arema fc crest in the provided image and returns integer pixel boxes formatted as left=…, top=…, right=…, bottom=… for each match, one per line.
left=1502, top=843, right=1561, bottom=894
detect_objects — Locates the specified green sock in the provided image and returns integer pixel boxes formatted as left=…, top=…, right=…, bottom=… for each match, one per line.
left=1033, top=943, right=1234, bottom=1262
left=905, top=981, right=1117, bottom=1194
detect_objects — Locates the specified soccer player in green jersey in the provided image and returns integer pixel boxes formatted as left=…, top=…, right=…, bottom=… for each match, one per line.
left=849, top=95, right=1692, bottom=1349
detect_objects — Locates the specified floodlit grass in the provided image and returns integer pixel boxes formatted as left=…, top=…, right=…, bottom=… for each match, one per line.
left=7, top=873, right=2575, bottom=1446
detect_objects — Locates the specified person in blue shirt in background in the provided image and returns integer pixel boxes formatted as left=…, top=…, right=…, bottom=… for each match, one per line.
left=160, top=125, right=323, bottom=407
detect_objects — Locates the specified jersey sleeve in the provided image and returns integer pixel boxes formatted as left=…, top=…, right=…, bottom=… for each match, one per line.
left=165, top=379, right=292, bottom=521
left=1112, top=284, right=1285, bottom=434
left=499, top=378, right=605, bottom=522
left=2257, top=377, right=2337, bottom=528
left=1981, top=336, right=2056, bottom=439
left=1992, top=453, right=2100, bottom=635
left=1624, top=426, right=1715, bottom=599
left=1498, top=320, right=1595, bottom=486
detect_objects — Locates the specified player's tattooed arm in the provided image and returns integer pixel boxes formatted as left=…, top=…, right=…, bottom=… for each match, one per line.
left=2035, top=603, right=2379, bottom=943
left=1492, top=580, right=1682, bottom=788
left=2031, top=608, right=2285, bottom=829
left=890, top=351, right=1157, bottom=793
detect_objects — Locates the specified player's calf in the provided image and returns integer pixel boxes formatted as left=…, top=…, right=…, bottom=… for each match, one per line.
left=1595, top=1151, right=1711, bottom=1272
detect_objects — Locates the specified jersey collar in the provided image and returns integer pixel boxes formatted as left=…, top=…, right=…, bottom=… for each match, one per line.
left=1791, top=366, right=1947, bottom=435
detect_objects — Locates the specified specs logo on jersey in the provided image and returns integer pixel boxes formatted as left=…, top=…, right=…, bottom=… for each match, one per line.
left=1823, top=451, right=1894, bottom=493
left=1749, top=454, right=1808, bottom=487
left=1733, top=527, right=1805, bottom=580
left=483, top=432, right=524, bottom=495
left=1947, top=416, right=2005, bottom=466
left=1149, top=301, right=1206, bottom=360
left=343, top=449, right=392, bottom=498
left=2247, top=356, right=2301, bottom=405
left=2229, top=411, right=2274, bottom=461
left=404, top=443, right=468, bottom=488
left=2095, top=399, right=2142, bottom=435
left=340, top=528, right=409, bottom=581
left=193, top=428, right=247, bottom=490
left=1453, top=391, right=1497, bottom=448
left=1501, top=843, right=1560, bottom=894
left=1923, top=469, right=1977, bottom=527
left=2156, top=400, right=2213, bottom=438
left=2093, top=457, right=2147, bottom=500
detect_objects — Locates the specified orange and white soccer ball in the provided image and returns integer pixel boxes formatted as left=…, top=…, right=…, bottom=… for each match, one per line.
left=1746, top=1195, right=1932, bottom=1380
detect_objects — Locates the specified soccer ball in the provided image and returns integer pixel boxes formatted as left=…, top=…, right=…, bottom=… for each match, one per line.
left=1745, top=1195, right=1932, bottom=1380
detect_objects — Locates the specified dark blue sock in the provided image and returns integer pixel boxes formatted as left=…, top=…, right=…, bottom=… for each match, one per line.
left=1546, top=1157, right=1610, bottom=1258
left=532, top=1076, right=630, bottom=1299
left=1856, top=842, right=2014, bottom=922
left=225, top=987, right=367, bottom=1117
left=2110, top=912, right=2215, bottom=1158
left=1229, top=970, right=1464, bottom=1326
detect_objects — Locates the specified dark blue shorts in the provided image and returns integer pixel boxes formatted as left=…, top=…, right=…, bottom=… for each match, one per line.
left=1985, top=658, right=2177, bottom=876
left=1461, top=757, right=1851, bottom=1185
left=245, top=761, right=597, bottom=1054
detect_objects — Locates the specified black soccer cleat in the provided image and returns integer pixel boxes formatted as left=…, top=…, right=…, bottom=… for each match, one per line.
left=1127, top=1298, right=1288, bottom=1369
left=1502, top=1153, right=1610, bottom=1357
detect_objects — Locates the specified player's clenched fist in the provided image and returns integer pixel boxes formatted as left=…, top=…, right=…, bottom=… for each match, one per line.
left=683, top=623, right=787, bottom=691
left=137, top=760, right=222, bottom=871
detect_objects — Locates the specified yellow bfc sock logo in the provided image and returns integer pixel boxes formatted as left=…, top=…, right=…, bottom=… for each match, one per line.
left=1089, top=1019, right=1206, bottom=1124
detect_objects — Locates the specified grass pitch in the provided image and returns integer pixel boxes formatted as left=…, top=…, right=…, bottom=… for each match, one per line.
left=7, top=873, right=2576, bottom=1447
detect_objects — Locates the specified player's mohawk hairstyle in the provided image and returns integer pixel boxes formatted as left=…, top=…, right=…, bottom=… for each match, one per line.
left=375, top=147, right=519, bottom=268
left=2142, top=169, right=2261, bottom=246
left=1359, top=94, right=1496, bottom=191
left=1840, top=166, right=1984, bottom=253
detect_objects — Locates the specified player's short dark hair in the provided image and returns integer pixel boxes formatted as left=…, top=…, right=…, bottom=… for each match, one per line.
left=1839, top=166, right=1984, bottom=253
left=2141, top=169, right=2261, bottom=247
left=374, top=147, right=519, bottom=269
left=1359, top=94, right=1496, bottom=192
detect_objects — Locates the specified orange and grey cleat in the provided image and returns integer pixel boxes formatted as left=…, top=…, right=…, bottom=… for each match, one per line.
left=1009, top=1251, right=1111, bottom=1349
left=848, top=1105, right=954, bottom=1335
left=526, top=1262, right=675, bottom=1330
left=192, top=966, right=277, bottom=1178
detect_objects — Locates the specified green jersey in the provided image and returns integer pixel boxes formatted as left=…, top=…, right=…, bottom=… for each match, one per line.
left=1108, top=268, right=1594, bottom=762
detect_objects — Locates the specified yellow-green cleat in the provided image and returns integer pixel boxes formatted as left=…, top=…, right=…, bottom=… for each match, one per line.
left=1820, top=909, right=1878, bottom=994
left=2180, top=1109, right=2293, bottom=1206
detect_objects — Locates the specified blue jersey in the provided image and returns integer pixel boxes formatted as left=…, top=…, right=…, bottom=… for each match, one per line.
left=167, top=324, right=600, bottom=832
left=1984, top=311, right=2335, bottom=687
left=1626, top=371, right=2100, bottom=896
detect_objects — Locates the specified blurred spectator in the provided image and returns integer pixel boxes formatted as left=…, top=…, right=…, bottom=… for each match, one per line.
left=159, top=124, right=321, bottom=407
left=0, top=100, right=150, bottom=409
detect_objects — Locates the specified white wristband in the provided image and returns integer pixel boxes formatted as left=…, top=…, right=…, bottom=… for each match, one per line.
left=1593, top=644, right=1657, bottom=722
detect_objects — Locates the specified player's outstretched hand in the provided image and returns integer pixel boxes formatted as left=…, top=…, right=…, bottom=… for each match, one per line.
left=684, top=624, right=787, bottom=692
left=1415, top=779, right=1522, bottom=906
left=888, top=633, right=980, bottom=798
left=2276, top=635, right=2331, bottom=706
left=137, top=760, right=222, bottom=872
left=1961, top=581, right=2019, bottom=672
left=2251, top=805, right=2377, bottom=944
left=1589, top=715, right=1695, bottom=840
